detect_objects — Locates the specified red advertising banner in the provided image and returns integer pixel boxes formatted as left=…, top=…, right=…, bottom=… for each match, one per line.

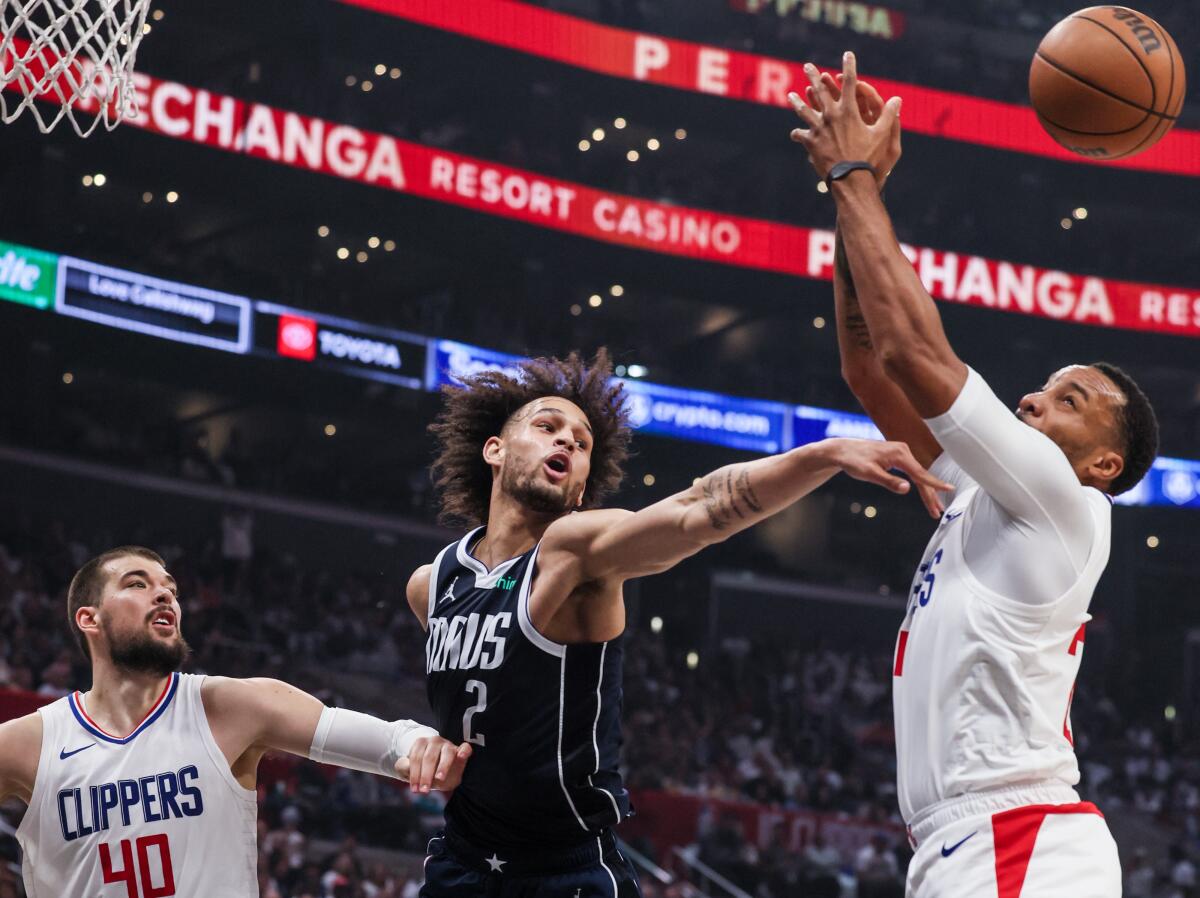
left=102, top=72, right=1198, bottom=336
left=621, top=789, right=904, bottom=859
left=729, top=0, right=906, bottom=42
left=9, top=57, right=1198, bottom=337
left=335, top=0, right=1200, bottom=177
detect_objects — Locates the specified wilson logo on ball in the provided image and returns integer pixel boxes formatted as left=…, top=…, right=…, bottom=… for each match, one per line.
left=277, top=315, right=318, bottom=361
left=1111, top=7, right=1162, bottom=54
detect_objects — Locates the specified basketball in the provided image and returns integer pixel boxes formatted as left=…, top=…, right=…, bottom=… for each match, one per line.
left=1029, top=6, right=1185, bottom=159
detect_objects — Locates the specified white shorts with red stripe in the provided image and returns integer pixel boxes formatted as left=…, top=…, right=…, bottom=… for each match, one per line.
left=905, top=782, right=1120, bottom=898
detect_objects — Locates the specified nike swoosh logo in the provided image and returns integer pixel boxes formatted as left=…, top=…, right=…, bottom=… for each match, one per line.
left=941, top=831, right=977, bottom=858
left=943, top=511, right=963, bottom=522
left=59, top=743, right=97, bottom=760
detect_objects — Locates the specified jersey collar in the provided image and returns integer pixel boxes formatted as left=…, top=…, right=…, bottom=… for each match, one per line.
left=458, top=526, right=526, bottom=588
left=69, top=673, right=180, bottom=745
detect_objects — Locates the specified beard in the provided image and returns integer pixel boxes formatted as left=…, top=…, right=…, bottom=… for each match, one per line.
left=501, top=460, right=575, bottom=516
left=103, top=618, right=190, bottom=676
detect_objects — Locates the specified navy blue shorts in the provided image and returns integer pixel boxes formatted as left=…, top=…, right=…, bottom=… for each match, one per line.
left=420, top=828, right=643, bottom=898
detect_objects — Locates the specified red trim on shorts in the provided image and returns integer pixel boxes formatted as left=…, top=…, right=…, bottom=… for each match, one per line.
left=993, top=802, right=1104, bottom=898
left=1068, top=624, right=1086, bottom=656
left=894, top=629, right=909, bottom=677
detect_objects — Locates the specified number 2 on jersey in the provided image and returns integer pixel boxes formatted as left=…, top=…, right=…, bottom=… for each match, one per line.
left=463, top=679, right=487, bottom=746
left=100, top=833, right=175, bottom=897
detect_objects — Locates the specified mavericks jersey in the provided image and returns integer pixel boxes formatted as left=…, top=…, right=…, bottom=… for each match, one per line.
left=425, top=527, right=630, bottom=852
left=17, top=673, right=258, bottom=898
left=892, top=462, right=1112, bottom=823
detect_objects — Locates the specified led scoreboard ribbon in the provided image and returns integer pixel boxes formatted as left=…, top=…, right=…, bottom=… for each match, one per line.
left=335, top=0, right=1200, bottom=177
left=2, top=243, right=1197, bottom=508
left=4, top=41, right=1200, bottom=337
left=99, top=70, right=1200, bottom=338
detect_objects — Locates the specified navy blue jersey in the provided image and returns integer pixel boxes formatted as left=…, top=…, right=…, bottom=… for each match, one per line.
left=424, top=527, right=631, bottom=852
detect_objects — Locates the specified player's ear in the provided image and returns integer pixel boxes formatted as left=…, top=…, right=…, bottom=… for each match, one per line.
left=1089, top=448, right=1123, bottom=490
left=482, top=435, right=504, bottom=469
left=76, top=606, right=101, bottom=640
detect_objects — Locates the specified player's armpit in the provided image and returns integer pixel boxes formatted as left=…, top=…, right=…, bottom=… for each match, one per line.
left=0, top=712, right=43, bottom=804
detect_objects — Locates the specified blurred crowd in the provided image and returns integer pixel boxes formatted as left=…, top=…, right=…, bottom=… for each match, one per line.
left=2, top=514, right=1200, bottom=897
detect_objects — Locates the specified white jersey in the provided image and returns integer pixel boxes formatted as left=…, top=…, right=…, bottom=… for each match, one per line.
left=893, top=368, right=1113, bottom=823
left=16, top=672, right=258, bottom=898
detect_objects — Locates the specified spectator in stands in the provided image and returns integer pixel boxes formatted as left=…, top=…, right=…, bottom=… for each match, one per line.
left=1125, top=847, right=1155, bottom=897
left=855, top=833, right=902, bottom=898
left=803, top=832, right=842, bottom=898
left=1170, top=844, right=1198, bottom=898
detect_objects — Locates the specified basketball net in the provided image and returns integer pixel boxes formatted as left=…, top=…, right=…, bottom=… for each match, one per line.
left=0, top=0, right=153, bottom=137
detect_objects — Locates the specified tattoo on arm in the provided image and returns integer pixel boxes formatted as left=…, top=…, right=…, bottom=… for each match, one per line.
left=836, top=230, right=874, bottom=352
left=735, top=470, right=763, bottom=514
left=701, top=476, right=730, bottom=530
left=724, top=470, right=746, bottom=521
left=700, top=468, right=763, bottom=531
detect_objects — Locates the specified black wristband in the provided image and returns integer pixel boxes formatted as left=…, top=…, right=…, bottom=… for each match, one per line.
left=825, top=161, right=876, bottom=189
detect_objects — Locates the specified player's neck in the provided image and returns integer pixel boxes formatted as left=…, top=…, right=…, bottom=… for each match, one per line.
left=479, top=495, right=553, bottom=566
left=82, top=662, right=174, bottom=735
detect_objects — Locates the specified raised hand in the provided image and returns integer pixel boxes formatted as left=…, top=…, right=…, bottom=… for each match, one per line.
left=787, top=52, right=902, bottom=187
left=802, top=72, right=900, bottom=188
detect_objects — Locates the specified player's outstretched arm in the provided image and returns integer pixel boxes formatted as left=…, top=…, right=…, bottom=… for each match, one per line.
left=804, top=73, right=944, bottom=511
left=834, top=224, right=943, bottom=471
left=202, top=677, right=471, bottom=793
left=790, top=52, right=967, bottom=419
left=0, top=713, right=42, bottom=805
left=543, top=438, right=950, bottom=585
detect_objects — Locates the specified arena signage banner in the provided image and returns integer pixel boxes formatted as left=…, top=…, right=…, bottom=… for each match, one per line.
left=0, top=240, right=57, bottom=310
left=334, top=0, right=1199, bottom=176
left=428, top=340, right=791, bottom=454
left=94, top=70, right=1200, bottom=339
left=794, top=403, right=884, bottom=444
left=255, top=301, right=426, bottom=390
left=729, top=0, right=906, bottom=41
left=4, top=52, right=1198, bottom=338
left=620, top=378, right=791, bottom=454
left=427, top=339, right=1192, bottom=506
left=1115, top=456, right=1200, bottom=510
left=55, top=256, right=252, bottom=353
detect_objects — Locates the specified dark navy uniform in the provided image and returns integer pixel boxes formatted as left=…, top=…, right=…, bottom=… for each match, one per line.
left=420, top=527, right=640, bottom=897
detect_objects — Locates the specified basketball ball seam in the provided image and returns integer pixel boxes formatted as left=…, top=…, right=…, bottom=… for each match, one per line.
left=1034, top=111, right=1152, bottom=137
left=1034, top=50, right=1177, bottom=121
left=1113, top=29, right=1179, bottom=159
left=1069, top=13, right=1161, bottom=111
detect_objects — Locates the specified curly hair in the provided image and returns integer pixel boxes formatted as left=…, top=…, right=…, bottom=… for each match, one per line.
left=429, top=349, right=632, bottom=528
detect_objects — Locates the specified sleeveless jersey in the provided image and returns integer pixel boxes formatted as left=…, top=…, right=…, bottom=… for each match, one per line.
left=17, top=672, right=258, bottom=898
left=424, top=527, right=630, bottom=852
left=891, top=469, right=1112, bottom=823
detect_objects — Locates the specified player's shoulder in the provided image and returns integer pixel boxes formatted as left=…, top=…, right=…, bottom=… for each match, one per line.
left=0, top=711, right=43, bottom=789
left=1083, top=485, right=1116, bottom=517
left=407, top=564, right=434, bottom=619
left=201, top=675, right=292, bottom=719
left=200, top=675, right=259, bottom=714
left=540, top=508, right=634, bottom=558
left=0, top=710, right=43, bottom=747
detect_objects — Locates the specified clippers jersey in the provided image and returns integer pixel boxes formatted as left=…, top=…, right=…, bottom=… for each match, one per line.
left=424, top=527, right=631, bottom=852
left=892, top=370, right=1113, bottom=823
left=17, top=673, right=258, bottom=898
